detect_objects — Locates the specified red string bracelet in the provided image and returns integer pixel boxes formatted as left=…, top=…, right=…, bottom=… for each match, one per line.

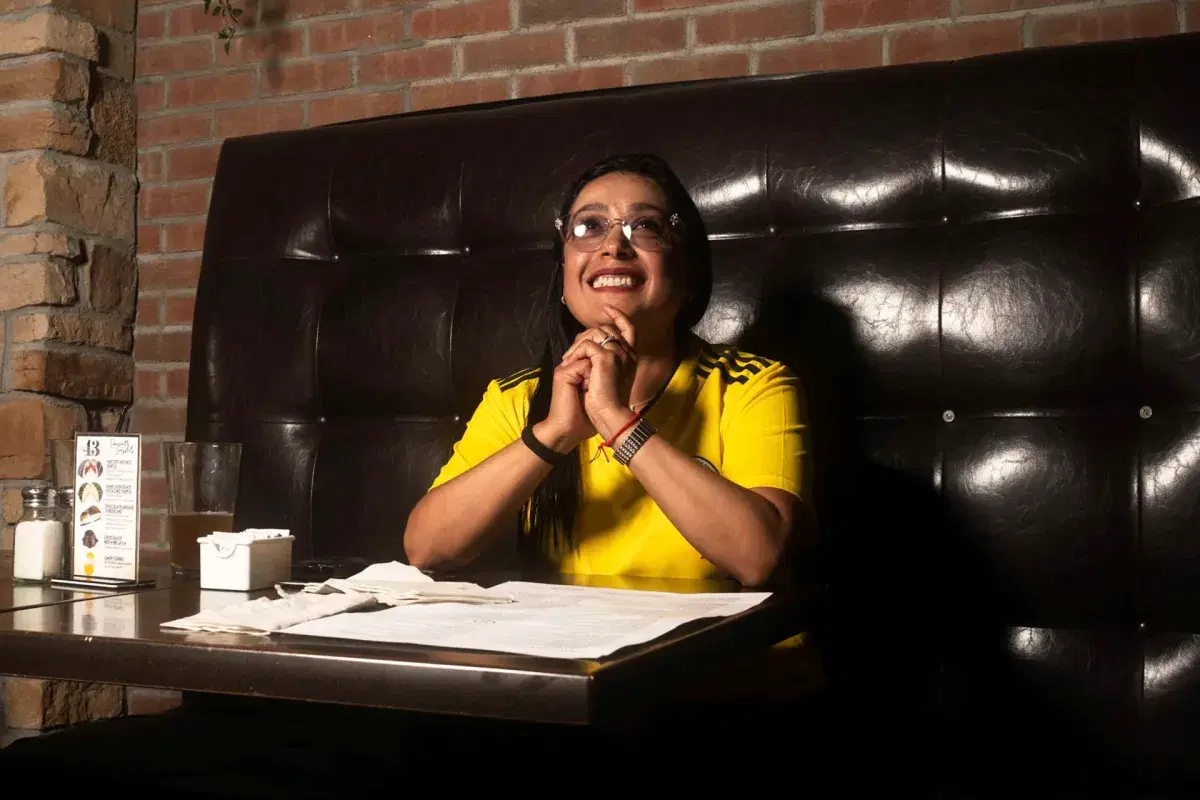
left=591, top=412, right=642, bottom=463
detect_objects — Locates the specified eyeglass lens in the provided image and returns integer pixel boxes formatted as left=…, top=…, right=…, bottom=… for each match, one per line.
left=563, top=211, right=673, bottom=252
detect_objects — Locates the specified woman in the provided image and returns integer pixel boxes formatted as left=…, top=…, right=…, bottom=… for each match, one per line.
left=404, top=153, right=813, bottom=585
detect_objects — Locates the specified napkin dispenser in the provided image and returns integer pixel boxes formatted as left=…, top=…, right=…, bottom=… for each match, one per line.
left=198, top=530, right=294, bottom=591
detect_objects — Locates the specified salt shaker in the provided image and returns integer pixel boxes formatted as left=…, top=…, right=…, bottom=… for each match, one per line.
left=12, top=486, right=67, bottom=583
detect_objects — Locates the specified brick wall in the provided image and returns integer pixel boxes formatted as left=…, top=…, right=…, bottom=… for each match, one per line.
left=133, top=0, right=1198, bottom=548
left=1, top=0, right=139, bottom=736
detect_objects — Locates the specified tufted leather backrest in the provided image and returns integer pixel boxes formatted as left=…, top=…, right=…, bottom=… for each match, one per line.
left=191, top=33, right=1200, bottom=786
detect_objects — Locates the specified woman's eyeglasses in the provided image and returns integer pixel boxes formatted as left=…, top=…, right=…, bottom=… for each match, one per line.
left=555, top=210, right=682, bottom=252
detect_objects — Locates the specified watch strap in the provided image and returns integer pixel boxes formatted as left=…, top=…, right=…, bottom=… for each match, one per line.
left=522, top=425, right=569, bottom=465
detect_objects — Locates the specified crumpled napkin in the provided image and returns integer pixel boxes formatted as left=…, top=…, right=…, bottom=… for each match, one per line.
left=285, top=561, right=512, bottom=607
left=161, top=562, right=512, bottom=636
left=160, top=591, right=378, bottom=636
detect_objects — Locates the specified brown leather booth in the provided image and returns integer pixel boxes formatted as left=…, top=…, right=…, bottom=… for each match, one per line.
left=190, top=32, right=1200, bottom=793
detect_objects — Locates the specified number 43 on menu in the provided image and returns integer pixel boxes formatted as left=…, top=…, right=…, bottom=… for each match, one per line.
left=71, top=434, right=142, bottom=583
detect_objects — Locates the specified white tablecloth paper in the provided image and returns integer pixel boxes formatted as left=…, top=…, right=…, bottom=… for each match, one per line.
left=282, top=581, right=772, bottom=659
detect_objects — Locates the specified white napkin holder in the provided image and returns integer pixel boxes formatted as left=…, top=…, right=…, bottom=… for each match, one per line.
left=198, top=530, right=294, bottom=591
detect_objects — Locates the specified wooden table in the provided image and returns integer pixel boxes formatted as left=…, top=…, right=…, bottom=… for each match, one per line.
left=0, top=569, right=818, bottom=727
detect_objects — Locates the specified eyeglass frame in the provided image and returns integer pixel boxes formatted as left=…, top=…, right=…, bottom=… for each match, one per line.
left=554, top=210, right=684, bottom=252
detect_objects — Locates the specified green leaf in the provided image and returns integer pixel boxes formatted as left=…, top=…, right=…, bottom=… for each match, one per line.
left=203, top=0, right=212, bottom=12
left=212, top=5, right=221, bottom=15
left=224, top=38, right=232, bottom=54
left=218, top=27, right=232, bottom=38
left=231, top=7, right=243, bottom=18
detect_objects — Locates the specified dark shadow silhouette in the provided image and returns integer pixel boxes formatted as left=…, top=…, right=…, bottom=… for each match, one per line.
left=740, top=287, right=1137, bottom=794
left=248, top=0, right=292, bottom=91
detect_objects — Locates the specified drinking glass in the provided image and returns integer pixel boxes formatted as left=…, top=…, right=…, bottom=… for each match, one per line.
left=164, top=442, right=242, bottom=577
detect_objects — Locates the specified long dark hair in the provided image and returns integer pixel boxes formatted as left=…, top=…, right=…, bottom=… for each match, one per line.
left=520, top=154, right=712, bottom=561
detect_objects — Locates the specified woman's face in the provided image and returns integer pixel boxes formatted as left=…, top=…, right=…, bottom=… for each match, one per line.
left=560, top=172, right=686, bottom=337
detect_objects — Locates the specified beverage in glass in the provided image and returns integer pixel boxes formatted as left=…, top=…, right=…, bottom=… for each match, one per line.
left=164, top=442, right=241, bottom=577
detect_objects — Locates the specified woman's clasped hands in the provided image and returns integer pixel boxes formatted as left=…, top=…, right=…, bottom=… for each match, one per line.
left=533, top=304, right=639, bottom=454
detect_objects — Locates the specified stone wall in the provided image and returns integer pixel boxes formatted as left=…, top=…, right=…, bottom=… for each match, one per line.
left=1, top=0, right=138, bottom=737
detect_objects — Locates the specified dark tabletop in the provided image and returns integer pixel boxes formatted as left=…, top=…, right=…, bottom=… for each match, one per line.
left=0, top=552, right=172, bottom=613
left=0, top=566, right=819, bottom=726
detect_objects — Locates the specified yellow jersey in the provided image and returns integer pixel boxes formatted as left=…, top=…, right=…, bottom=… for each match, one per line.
left=430, top=334, right=809, bottom=581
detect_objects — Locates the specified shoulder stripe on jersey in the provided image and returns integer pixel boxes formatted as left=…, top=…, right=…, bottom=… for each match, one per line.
left=699, top=352, right=762, bottom=377
left=498, top=367, right=540, bottom=391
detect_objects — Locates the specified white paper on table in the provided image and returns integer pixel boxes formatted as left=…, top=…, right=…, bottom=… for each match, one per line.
left=281, top=581, right=772, bottom=659
left=287, top=560, right=506, bottom=606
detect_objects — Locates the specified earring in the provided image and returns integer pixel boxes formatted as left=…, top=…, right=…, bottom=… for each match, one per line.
left=561, top=295, right=566, bottom=305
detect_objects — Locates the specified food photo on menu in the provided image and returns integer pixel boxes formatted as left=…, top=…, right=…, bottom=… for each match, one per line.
left=79, top=505, right=102, bottom=526
left=78, top=483, right=103, bottom=505
left=78, top=459, right=103, bottom=479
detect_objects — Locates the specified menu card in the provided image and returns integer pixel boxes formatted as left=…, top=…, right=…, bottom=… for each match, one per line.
left=72, top=434, right=142, bottom=581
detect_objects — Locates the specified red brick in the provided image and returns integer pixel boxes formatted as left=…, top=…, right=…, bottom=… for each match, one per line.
left=310, top=90, right=408, bottom=126
left=261, top=58, right=353, bottom=96
left=139, top=257, right=201, bottom=290
left=517, top=66, right=624, bottom=98
left=133, top=331, right=192, bottom=363
left=360, top=47, right=454, bottom=84
left=163, top=294, right=196, bottom=325
left=892, top=18, right=1022, bottom=64
left=960, top=0, right=1075, bottom=13
left=518, top=0, right=622, bottom=26
left=824, top=0, right=950, bottom=30
left=135, top=369, right=159, bottom=400
left=166, top=144, right=221, bottom=181
left=414, top=0, right=510, bottom=39
left=138, top=225, right=162, bottom=255
left=168, top=71, right=254, bottom=107
left=215, top=28, right=305, bottom=66
left=163, top=221, right=206, bottom=253
left=136, top=295, right=162, bottom=325
left=214, top=102, right=304, bottom=137
left=138, top=112, right=211, bottom=145
left=141, top=441, right=162, bottom=472
left=462, top=31, right=565, bottom=72
left=1031, top=2, right=1177, bottom=47
left=140, top=183, right=210, bottom=220
left=132, top=406, right=186, bottom=437
left=166, top=368, right=189, bottom=398
left=258, top=0, right=351, bottom=21
left=140, top=472, right=168, bottom=506
left=140, top=9, right=165, bottom=38
left=629, top=52, right=750, bottom=85
left=575, top=19, right=685, bottom=60
left=634, top=0, right=724, bottom=10
left=310, top=15, right=407, bottom=53
left=126, top=687, right=182, bottom=716
left=140, top=514, right=164, bottom=547
left=137, top=41, right=212, bottom=76
left=696, top=2, right=814, bottom=45
left=1191, top=1, right=1200, bottom=32
left=168, top=4, right=223, bottom=37
left=137, top=81, right=165, bottom=112
left=139, top=151, right=164, bottom=183
left=410, top=78, right=509, bottom=111
left=759, top=34, right=883, bottom=75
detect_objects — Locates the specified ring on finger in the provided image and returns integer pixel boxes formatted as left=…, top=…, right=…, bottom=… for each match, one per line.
left=597, top=334, right=616, bottom=348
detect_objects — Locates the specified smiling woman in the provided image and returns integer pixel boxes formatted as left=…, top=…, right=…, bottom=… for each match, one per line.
left=403, top=153, right=815, bottom=587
